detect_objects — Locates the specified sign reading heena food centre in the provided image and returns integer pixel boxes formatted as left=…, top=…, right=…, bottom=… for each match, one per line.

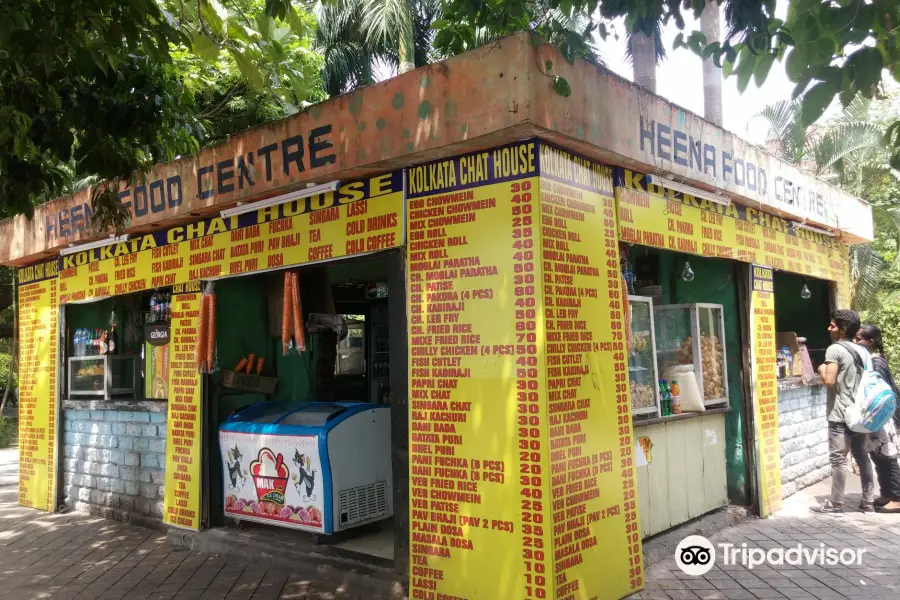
left=219, top=430, right=325, bottom=533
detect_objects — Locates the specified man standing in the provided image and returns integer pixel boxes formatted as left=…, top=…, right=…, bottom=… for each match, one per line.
left=813, top=309, right=875, bottom=513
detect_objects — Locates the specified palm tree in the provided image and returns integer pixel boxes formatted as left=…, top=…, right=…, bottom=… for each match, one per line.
left=314, top=0, right=602, bottom=95
left=313, top=0, right=383, bottom=96
left=700, top=0, right=723, bottom=126
left=313, top=0, right=441, bottom=95
left=625, top=20, right=666, bottom=92
left=751, top=95, right=900, bottom=310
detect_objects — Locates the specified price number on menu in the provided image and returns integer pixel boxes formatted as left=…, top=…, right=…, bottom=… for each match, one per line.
left=601, top=199, right=643, bottom=590
left=511, top=180, right=548, bottom=599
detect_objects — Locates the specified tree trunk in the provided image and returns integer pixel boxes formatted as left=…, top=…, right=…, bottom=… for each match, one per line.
left=701, top=1, right=724, bottom=127
left=630, top=33, right=657, bottom=92
left=397, top=0, right=415, bottom=74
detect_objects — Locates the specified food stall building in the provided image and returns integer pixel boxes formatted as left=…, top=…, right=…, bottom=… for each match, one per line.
left=2, top=33, right=873, bottom=600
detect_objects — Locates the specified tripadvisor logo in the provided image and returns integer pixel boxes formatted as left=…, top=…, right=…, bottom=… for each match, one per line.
left=675, top=536, right=716, bottom=576
left=675, top=535, right=867, bottom=575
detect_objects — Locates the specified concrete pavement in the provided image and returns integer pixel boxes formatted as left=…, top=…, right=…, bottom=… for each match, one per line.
left=632, top=477, right=900, bottom=600
left=0, top=449, right=401, bottom=600
left=2, top=446, right=900, bottom=599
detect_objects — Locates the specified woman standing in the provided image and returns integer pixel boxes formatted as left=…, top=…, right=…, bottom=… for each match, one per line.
left=855, top=324, right=900, bottom=512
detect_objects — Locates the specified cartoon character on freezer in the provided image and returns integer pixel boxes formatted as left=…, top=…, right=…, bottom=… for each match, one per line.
left=225, top=445, right=248, bottom=493
left=292, top=450, right=317, bottom=502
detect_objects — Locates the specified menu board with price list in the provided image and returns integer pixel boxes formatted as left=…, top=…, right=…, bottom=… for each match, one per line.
left=407, top=140, right=642, bottom=600
left=539, top=144, right=643, bottom=600
left=749, top=266, right=782, bottom=517
left=16, top=259, right=60, bottom=512
left=56, top=173, right=403, bottom=304
left=616, top=170, right=848, bottom=283
left=163, top=282, right=204, bottom=530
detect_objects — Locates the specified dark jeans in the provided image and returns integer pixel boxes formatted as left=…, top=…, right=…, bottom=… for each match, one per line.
left=828, top=421, right=875, bottom=505
left=870, top=452, right=900, bottom=500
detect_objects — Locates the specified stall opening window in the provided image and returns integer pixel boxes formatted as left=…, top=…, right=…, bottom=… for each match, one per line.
left=623, top=244, right=742, bottom=420
left=773, top=272, right=832, bottom=378
left=64, top=290, right=166, bottom=401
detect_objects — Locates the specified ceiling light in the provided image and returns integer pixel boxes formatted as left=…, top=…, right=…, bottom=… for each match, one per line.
left=797, top=223, right=835, bottom=237
left=60, top=235, right=130, bottom=256
left=220, top=180, right=341, bottom=219
left=645, top=174, right=731, bottom=207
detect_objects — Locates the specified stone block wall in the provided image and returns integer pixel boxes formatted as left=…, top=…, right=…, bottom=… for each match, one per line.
left=778, top=384, right=829, bottom=498
left=62, top=409, right=167, bottom=523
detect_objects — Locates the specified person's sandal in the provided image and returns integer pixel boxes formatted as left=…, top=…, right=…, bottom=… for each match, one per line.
left=859, top=502, right=875, bottom=513
left=811, top=500, right=844, bottom=514
left=876, top=500, right=900, bottom=513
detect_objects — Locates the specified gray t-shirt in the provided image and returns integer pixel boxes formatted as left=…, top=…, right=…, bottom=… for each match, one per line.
left=825, top=343, right=863, bottom=423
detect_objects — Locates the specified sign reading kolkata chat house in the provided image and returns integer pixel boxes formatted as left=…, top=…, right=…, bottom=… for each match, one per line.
left=163, top=282, right=204, bottom=530
left=17, top=259, right=60, bottom=512
left=616, top=170, right=848, bottom=283
left=407, top=140, right=642, bottom=600
left=56, top=173, right=404, bottom=305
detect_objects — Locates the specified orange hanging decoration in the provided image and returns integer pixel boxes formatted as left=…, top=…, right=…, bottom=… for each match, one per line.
left=282, top=272, right=292, bottom=355
left=197, top=294, right=209, bottom=373
left=291, top=272, right=306, bottom=352
left=206, top=290, right=216, bottom=370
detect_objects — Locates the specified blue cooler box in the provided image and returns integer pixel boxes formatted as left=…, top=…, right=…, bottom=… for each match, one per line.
left=219, top=401, right=392, bottom=534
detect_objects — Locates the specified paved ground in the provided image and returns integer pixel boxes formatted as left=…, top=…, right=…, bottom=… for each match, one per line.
left=3, top=446, right=900, bottom=599
left=0, top=450, right=399, bottom=600
left=633, top=477, right=900, bottom=600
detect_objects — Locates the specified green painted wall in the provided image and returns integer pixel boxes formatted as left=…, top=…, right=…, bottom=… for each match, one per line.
left=773, top=272, right=831, bottom=354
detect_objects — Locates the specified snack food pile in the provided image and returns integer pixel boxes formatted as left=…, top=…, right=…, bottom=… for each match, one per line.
left=631, top=382, right=655, bottom=409
left=677, top=335, right=726, bottom=400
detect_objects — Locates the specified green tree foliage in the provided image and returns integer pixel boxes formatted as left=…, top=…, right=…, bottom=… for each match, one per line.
left=753, top=93, right=900, bottom=311
left=433, top=0, right=900, bottom=156
left=0, top=0, right=322, bottom=224
left=863, top=302, right=900, bottom=374
left=313, top=0, right=440, bottom=96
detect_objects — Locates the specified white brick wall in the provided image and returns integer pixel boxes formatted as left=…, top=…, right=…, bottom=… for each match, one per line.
left=778, top=384, right=829, bottom=499
left=62, top=409, right=167, bottom=521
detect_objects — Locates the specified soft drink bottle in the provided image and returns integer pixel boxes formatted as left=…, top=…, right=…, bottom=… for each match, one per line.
left=661, top=379, right=672, bottom=416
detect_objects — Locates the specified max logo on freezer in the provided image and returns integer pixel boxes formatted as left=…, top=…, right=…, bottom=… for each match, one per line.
left=250, top=448, right=290, bottom=505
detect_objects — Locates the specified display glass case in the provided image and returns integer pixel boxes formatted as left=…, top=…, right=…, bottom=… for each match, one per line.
left=628, top=296, right=660, bottom=416
left=654, top=303, right=729, bottom=407
left=68, top=355, right=139, bottom=399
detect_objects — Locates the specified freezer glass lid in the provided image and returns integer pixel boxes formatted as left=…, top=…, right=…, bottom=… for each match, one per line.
left=278, top=403, right=350, bottom=426
left=239, top=401, right=293, bottom=423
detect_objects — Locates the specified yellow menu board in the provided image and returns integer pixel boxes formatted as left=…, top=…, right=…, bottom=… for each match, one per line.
left=17, top=260, right=59, bottom=511
left=163, top=283, right=203, bottom=530
left=750, top=266, right=782, bottom=516
left=540, top=144, right=643, bottom=599
left=58, top=172, right=404, bottom=304
left=407, top=141, right=641, bottom=600
left=407, top=141, right=552, bottom=598
left=616, top=170, right=848, bottom=282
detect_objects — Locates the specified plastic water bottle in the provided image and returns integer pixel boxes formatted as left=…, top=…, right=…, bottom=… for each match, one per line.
left=149, top=292, right=158, bottom=324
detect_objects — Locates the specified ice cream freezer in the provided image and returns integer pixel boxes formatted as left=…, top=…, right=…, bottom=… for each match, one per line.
left=219, top=401, right=392, bottom=534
